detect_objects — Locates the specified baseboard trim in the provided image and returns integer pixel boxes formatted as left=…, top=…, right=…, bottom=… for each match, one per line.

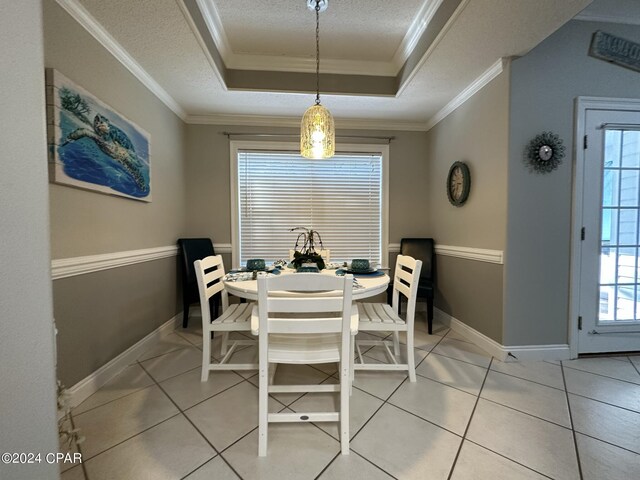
left=435, top=308, right=570, bottom=362
left=435, top=308, right=508, bottom=361
left=388, top=243, right=503, bottom=264
left=66, top=313, right=182, bottom=408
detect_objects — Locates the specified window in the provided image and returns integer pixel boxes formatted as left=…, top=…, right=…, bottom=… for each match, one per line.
left=231, top=141, right=388, bottom=268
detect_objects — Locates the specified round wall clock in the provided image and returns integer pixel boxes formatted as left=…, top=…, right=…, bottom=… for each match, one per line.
left=525, top=131, right=565, bottom=173
left=447, top=161, right=471, bottom=207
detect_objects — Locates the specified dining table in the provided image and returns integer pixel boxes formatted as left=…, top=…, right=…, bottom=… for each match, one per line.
left=223, top=266, right=390, bottom=302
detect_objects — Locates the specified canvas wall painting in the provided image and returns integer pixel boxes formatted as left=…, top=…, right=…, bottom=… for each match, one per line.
left=45, top=69, right=151, bottom=201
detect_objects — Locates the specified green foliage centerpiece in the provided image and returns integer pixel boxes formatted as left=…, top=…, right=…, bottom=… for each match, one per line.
left=290, top=227, right=326, bottom=270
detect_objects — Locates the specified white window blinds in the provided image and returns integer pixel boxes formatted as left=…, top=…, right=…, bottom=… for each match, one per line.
left=237, top=150, right=382, bottom=265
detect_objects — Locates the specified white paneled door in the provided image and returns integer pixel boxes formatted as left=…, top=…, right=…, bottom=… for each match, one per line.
left=579, top=108, right=640, bottom=353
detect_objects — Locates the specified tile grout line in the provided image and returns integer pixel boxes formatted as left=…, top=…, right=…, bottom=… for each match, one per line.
left=629, top=358, right=640, bottom=376
left=72, top=381, right=157, bottom=418
left=478, top=397, right=574, bottom=431
left=78, top=412, right=183, bottom=464
left=426, top=350, right=491, bottom=370
left=572, top=430, right=640, bottom=456
left=445, top=356, right=493, bottom=480
left=487, top=367, right=567, bottom=391
left=314, top=449, right=399, bottom=480
left=561, top=362, right=584, bottom=480
left=567, top=391, right=640, bottom=415
left=67, top=411, right=90, bottom=480
left=563, top=363, right=640, bottom=386
left=137, top=361, right=246, bottom=480
left=462, top=438, right=556, bottom=480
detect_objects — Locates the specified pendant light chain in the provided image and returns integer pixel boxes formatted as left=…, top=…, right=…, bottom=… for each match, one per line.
left=315, top=0, right=321, bottom=105
left=300, top=0, right=334, bottom=159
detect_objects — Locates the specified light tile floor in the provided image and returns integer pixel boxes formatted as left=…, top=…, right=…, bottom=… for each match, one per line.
left=63, top=313, right=640, bottom=480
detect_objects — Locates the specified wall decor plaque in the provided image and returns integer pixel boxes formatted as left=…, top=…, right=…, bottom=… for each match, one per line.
left=589, top=30, right=640, bottom=73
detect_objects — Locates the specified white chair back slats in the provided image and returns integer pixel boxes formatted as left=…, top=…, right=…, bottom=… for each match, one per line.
left=255, top=272, right=353, bottom=457
left=354, top=254, right=422, bottom=382
left=194, top=255, right=256, bottom=381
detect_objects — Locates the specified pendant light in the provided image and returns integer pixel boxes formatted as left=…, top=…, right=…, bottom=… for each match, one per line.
left=300, top=0, right=335, bottom=159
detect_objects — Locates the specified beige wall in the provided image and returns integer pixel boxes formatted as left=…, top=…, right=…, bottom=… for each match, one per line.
left=425, top=69, right=510, bottom=342
left=185, top=124, right=431, bottom=258
left=54, top=258, right=181, bottom=386
left=45, top=2, right=188, bottom=259
left=426, top=69, right=509, bottom=250
left=45, top=1, right=188, bottom=384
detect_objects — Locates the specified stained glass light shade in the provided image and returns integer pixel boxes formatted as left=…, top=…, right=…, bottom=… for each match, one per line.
left=300, top=104, right=335, bottom=159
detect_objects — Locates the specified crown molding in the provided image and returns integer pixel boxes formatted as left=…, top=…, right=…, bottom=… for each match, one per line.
left=54, top=0, right=187, bottom=120
left=392, top=0, right=444, bottom=71
left=195, top=0, right=232, bottom=59
left=573, top=12, right=640, bottom=26
left=396, top=0, right=469, bottom=96
left=226, top=54, right=396, bottom=77
left=424, top=57, right=506, bottom=132
left=178, top=0, right=227, bottom=90
left=185, top=113, right=428, bottom=131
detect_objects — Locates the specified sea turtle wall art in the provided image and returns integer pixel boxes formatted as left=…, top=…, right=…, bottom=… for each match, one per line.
left=46, top=69, right=151, bottom=201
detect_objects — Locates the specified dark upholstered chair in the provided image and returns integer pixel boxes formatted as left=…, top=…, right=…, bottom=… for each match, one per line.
left=388, top=238, right=436, bottom=334
left=178, top=238, right=218, bottom=328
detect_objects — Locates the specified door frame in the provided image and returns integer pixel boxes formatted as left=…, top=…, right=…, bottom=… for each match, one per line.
left=569, top=96, right=640, bottom=358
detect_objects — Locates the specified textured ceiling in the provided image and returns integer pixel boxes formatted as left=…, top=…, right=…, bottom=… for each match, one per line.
left=213, top=0, right=425, bottom=62
left=74, top=0, right=595, bottom=126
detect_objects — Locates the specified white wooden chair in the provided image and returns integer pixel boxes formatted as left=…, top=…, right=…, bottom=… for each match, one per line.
left=288, top=248, right=331, bottom=263
left=253, top=273, right=356, bottom=456
left=353, top=254, right=422, bottom=382
left=194, top=255, right=257, bottom=381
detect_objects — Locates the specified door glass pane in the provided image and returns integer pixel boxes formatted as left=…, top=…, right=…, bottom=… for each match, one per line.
left=602, top=169, right=619, bottom=207
left=599, top=129, right=640, bottom=324
left=600, top=247, right=616, bottom=284
left=601, top=208, right=618, bottom=245
left=605, top=130, right=622, bottom=167
left=618, top=209, right=638, bottom=245
left=620, top=170, right=639, bottom=205
left=621, top=131, right=640, bottom=167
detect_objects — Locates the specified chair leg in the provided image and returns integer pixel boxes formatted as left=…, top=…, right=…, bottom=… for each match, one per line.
left=349, top=335, right=355, bottom=394
left=201, top=330, right=211, bottom=382
left=340, top=358, right=350, bottom=455
left=213, top=293, right=220, bottom=319
left=221, top=332, right=229, bottom=355
left=392, top=332, right=400, bottom=357
left=182, top=297, right=190, bottom=328
left=406, top=328, right=416, bottom=383
left=258, top=361, right=268, bottom=456
left=427, top=298, right=434, bottom=335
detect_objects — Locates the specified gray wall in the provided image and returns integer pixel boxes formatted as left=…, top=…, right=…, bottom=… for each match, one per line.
left=505, top=20, right=640, bottom=346
left=45, top=1, right=188, bottom=385
left=0, top=1, right=60, bottom=478
left=185, top=124, right=431, bottom=265
left=425, top=69, right=510, bottom=342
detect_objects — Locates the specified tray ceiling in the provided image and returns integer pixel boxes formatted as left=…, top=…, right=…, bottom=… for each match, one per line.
left=68, top=0, right=595, bottom=127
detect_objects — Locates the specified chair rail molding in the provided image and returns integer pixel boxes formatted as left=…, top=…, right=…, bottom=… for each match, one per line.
left=388, top=243, right=503, bottom=264
left=51, top=243, right=233, bottom=279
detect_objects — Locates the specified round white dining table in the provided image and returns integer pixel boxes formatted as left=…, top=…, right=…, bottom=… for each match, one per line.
left=224, top=267, right=390, bottom=301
